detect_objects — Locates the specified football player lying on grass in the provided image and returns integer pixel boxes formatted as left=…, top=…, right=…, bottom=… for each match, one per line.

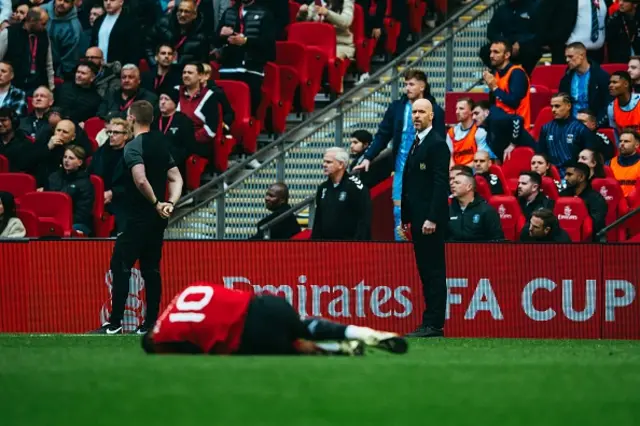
left=142, top=282, right=408, bottom=356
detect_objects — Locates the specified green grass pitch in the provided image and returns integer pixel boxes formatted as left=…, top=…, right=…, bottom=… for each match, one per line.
left=1, top=336, right=639, bottom=426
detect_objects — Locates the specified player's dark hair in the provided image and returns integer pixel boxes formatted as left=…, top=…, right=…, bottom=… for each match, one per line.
left=491, top=38, right=513, bottom=55
left=184, top=62, right=205, bottom=74
left=155, top=43, right=174, bottom=55
left=129, top=100, right=154, bottom=126
left=519, top=171, right=542, bottom=188
left=350, top=129, right=373, bottom=145
left=531, top=208, right=557, bottom=230
left=566, top=42, right=587, bottom=52
left=577, top=108, right=596, bottom=122
left=450, top=164, right=473, bottom=176
left=612, top=71, right=632, bottom=88
left=475, top=100, right=491, bottom=110
left=552, top=92, right=573, bottom=105
left=620, top=127, right=640, bottom=142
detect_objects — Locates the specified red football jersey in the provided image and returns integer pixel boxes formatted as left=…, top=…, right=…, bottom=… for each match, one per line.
left=152, top=282, right=253, bottom=354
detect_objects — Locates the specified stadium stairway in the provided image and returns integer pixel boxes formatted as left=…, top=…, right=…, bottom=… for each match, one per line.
left=167, top=0, right=498, bottom=239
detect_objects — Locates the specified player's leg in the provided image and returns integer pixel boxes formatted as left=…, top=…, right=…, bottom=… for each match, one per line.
left=302, top=318, right=408, bottom=354
left=137, top=218, right=168, bottom=334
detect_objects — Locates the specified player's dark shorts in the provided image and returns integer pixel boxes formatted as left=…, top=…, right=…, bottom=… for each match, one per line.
left=235, top=295, right=307, bottom=355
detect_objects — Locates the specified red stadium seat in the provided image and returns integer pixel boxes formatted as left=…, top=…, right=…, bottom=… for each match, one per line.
left=0, top=173, right=37, bottom=203
left=20, top=191, right=74, bottom=237
left=540, top=176, right=560, bottom=201
left=488, top=164, right=509, bottom=195
left=138, top=59, right=150, bottom=73
left=549, top=164, right=562, bottom=182
left=84, top=117, right=104, bottom=150
left=444, top=92, right=489, bottom=125
left=16, top=208, right=40, bottom=237
left=383, top=0, right=401, bottom=54
left=54, top=76, right=64, bottom=87
left=602, top=63, right=627, bottom=75
left=216, top=80, right=259, bottom=154
left=0, top=155, right=7, bottom=172
left=474, top=175, right=493, bottom=201
left=626, top=187, right=640, bottom=237
left=407, top=0, right=427, bottom=34
left=291, top=229, right=312, bottom=240
left=531, top=106, right=552, bottom=139
left=598, top=128, right=619, bottom=158
left=531, top=65, right=565, bottom=91
left=27, top=97, right=34, bottom=115
left=352, top=4, right=377, bottom=74
left=288, top=22, right=349, bottom=94
left=275, top=41, right=304, bottom=116
left=257, top=62, right=280, bottom=131
left=488, top=195, right=525, bottom=241
left=277, top=39, right=323, bottom=113
left=554, top=197, right=593, bottom=241
left=184, top=104, right=228, bottom=189
left=288, top=1, right=300, bottom=25
left=370, top=176, right=393, bottom=241
left=529, top=85, right=553, bottom=126
left=502, top=147, right=535, bottom=185
left=89, top=175, right=115, bottom=238
left=592, top=178, right=630, bottom=241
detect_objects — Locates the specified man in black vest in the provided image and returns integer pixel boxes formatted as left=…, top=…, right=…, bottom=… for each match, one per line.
left=216, top=0, right=276, bottom=115
left=400, top=98, right=450, bottom=338
left=0, top=7, right=54, bottom=95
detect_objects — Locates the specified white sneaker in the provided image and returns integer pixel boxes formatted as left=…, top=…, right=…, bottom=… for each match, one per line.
left=359, top=328, right=408, bottom=354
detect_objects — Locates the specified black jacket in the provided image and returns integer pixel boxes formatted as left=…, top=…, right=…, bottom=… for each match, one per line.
left=519, top=223, right=572, bottom=242
left=146, top=12, right=211, bottom=68
left=250, top=203, right=302, bottom=240
left=558, top=61, right=612, bottom=128
left=96, top=88, right=159, bottom=121
left=482, top=107, right=536, bottom=159
left=477, top=171, right=504, bottom=195
left=151, top=111, right=196, bottom=165
left=19, top=112, right=50, bottom=139
left=87, top=142, right=125, bottom=191
left=0, top=131, right=33, bottom=172
left=400, top=130, right=450, bottom=227
left=447, top=196, right=505, bottom=242
left=486, top=0, right=538, bottom=45
left=32, top=130, right=95, bottom=186
left=91, top=12, right=141, bottom=66
left=606, top=11, right=640, bottom=64
left=46, top=168, right=95, bottom=230
left=141, top=66, right=182, bottom=96
left=519, top=191, right=555, bottom=222
left=312, top=174, right=372, bottom=240
left=4, top=25, right=50, bottom=92
left=356, top=0, right=386, bottom=34
left=216, top=3, right=276, bottom=72
left=560, top=183, right=608, bottom=239
left=54, top=82, right=102, bottom=123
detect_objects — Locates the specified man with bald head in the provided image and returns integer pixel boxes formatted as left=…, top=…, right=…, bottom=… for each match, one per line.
left=84, top=46, right=121, bottom=97
left=33, top=118, right=84, bottom=184
left=473, top=150, right=504, bottom=195
left=251, top=183, right=301, bottom=240
left=400, top=98, right=450, bottom=338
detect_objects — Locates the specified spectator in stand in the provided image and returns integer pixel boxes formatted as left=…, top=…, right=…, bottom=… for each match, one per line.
left=348, top=129, right=372, bottom=172
left=472, top=99, right=536, bottom=161
left=217, top=0, right=276, bottom=112
left=610, top=128, right=640, bottom=196
left=153, top=86, right=195, bottom=173
left=606, top=0, right=640, bottom=63
left=311, top=147, right=371, bottom=240
left=0, top=7, right=54, bottom=95
left=250, top=182, right=301, bottom=240
left=258, top=0, right=289, bottom=41
left=356, top=0, right=385, bottom=49
left=560, top=161, right=608, bottom=238
left=0, top=62, right=27, bottom=117
left=559, top=42, right=611, bottom=127
left=43, top=0, right=83, bottom=79
left=84, top=46, right=121, bottom=97
left=608, top=71, right=640, bottom=135
left=20, top=86, right=54, bottom=138
left=146, top=0, right=210, bottom=68
left=537, top=93, right=603, bottom=173
left=43, top=144, right=94, bottom=235
left=91, top=0, right=140, bottom=66
left=517, top=171, right=555, bottom=221
left=628, top=56, right=640, bottom=93
left=576, top=108, right=616, bottom=160
left=531, top=153, right=563, bottom=190
left=578, top=148, right=607, bottom=180
left=449, top=164, right=473, bottom=193
left=0, top=191, right=26, bottom=238
left=88, top=116, right=130, bottom=231
left=483, top=39, right=531, bottom=129
left=9, top=1, right=30, bottom=27
left=447, top=173, right=504, bottom=242
left=97, top=64, right=158, bottom=120
left=297, top=0, right=355, bottom=79
left=78, top=4, right=104, bottom=53
left=213, top=0, right=231, bottom=29
left=519, top=208, right=572, bottom=242
left=473, top=150, right=504, bottom=195
left=479, top=0, right=541, bottom=75
left=352, top=69, right=444, bottom=241
left=176, top=62, right=225, bottom=158
left=54, top=60, right=102, bottom=124
left=141, top=44, right=181, bottom=96
left=446, top=98, right=493, bottom=167
left=0, top=107, right=32, bottom=172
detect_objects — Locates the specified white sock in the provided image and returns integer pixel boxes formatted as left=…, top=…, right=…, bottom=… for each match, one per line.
left=344, top=325, right=370, bottom=340
left=315, top=342, right=342, bottom=352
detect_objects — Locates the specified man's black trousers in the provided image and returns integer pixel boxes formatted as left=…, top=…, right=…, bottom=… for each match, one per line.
left=109, top=214, right=168, bottom=328
left=410, top=225, right=447, bottom=329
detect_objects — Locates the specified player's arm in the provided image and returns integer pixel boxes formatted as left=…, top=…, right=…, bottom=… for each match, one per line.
left=131, top=164, right=160, bottom=204
left=166, top=166, right=183, bottom=205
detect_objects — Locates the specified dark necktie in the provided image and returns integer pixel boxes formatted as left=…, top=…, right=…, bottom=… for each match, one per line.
left=410, top=134, right=421, bottom=156
left=591, top=0, right=600, bottom=43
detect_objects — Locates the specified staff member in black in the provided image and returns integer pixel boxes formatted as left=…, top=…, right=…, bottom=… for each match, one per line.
left=399, top=98, right=450, bottom=338
left=92, top=100, right=183, bottom=335
left=311, top=147, right=372, bottom=240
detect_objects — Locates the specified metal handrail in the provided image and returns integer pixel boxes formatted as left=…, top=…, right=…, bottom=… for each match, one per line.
left=169, top=0, right=492, bottom=225
left=258, top=195, right=315, bottom=239
left=596, top=206, right=640, bottom=242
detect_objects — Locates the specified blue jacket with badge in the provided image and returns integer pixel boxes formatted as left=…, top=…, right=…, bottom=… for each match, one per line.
left=447, top=197, right=504, bottom=242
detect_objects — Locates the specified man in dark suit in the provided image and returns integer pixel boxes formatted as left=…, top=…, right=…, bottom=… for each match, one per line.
left=399, top=98, right=450, bottom=338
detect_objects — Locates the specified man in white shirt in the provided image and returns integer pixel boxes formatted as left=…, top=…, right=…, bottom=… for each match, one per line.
left=565, top=0, right=608, bottom=64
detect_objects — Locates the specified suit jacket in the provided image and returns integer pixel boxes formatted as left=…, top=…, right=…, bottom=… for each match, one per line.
left=400, top=129, right=450, bottom=228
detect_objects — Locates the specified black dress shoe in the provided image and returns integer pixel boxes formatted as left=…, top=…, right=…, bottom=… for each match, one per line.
left=406, top=325, right=444, bottom=338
